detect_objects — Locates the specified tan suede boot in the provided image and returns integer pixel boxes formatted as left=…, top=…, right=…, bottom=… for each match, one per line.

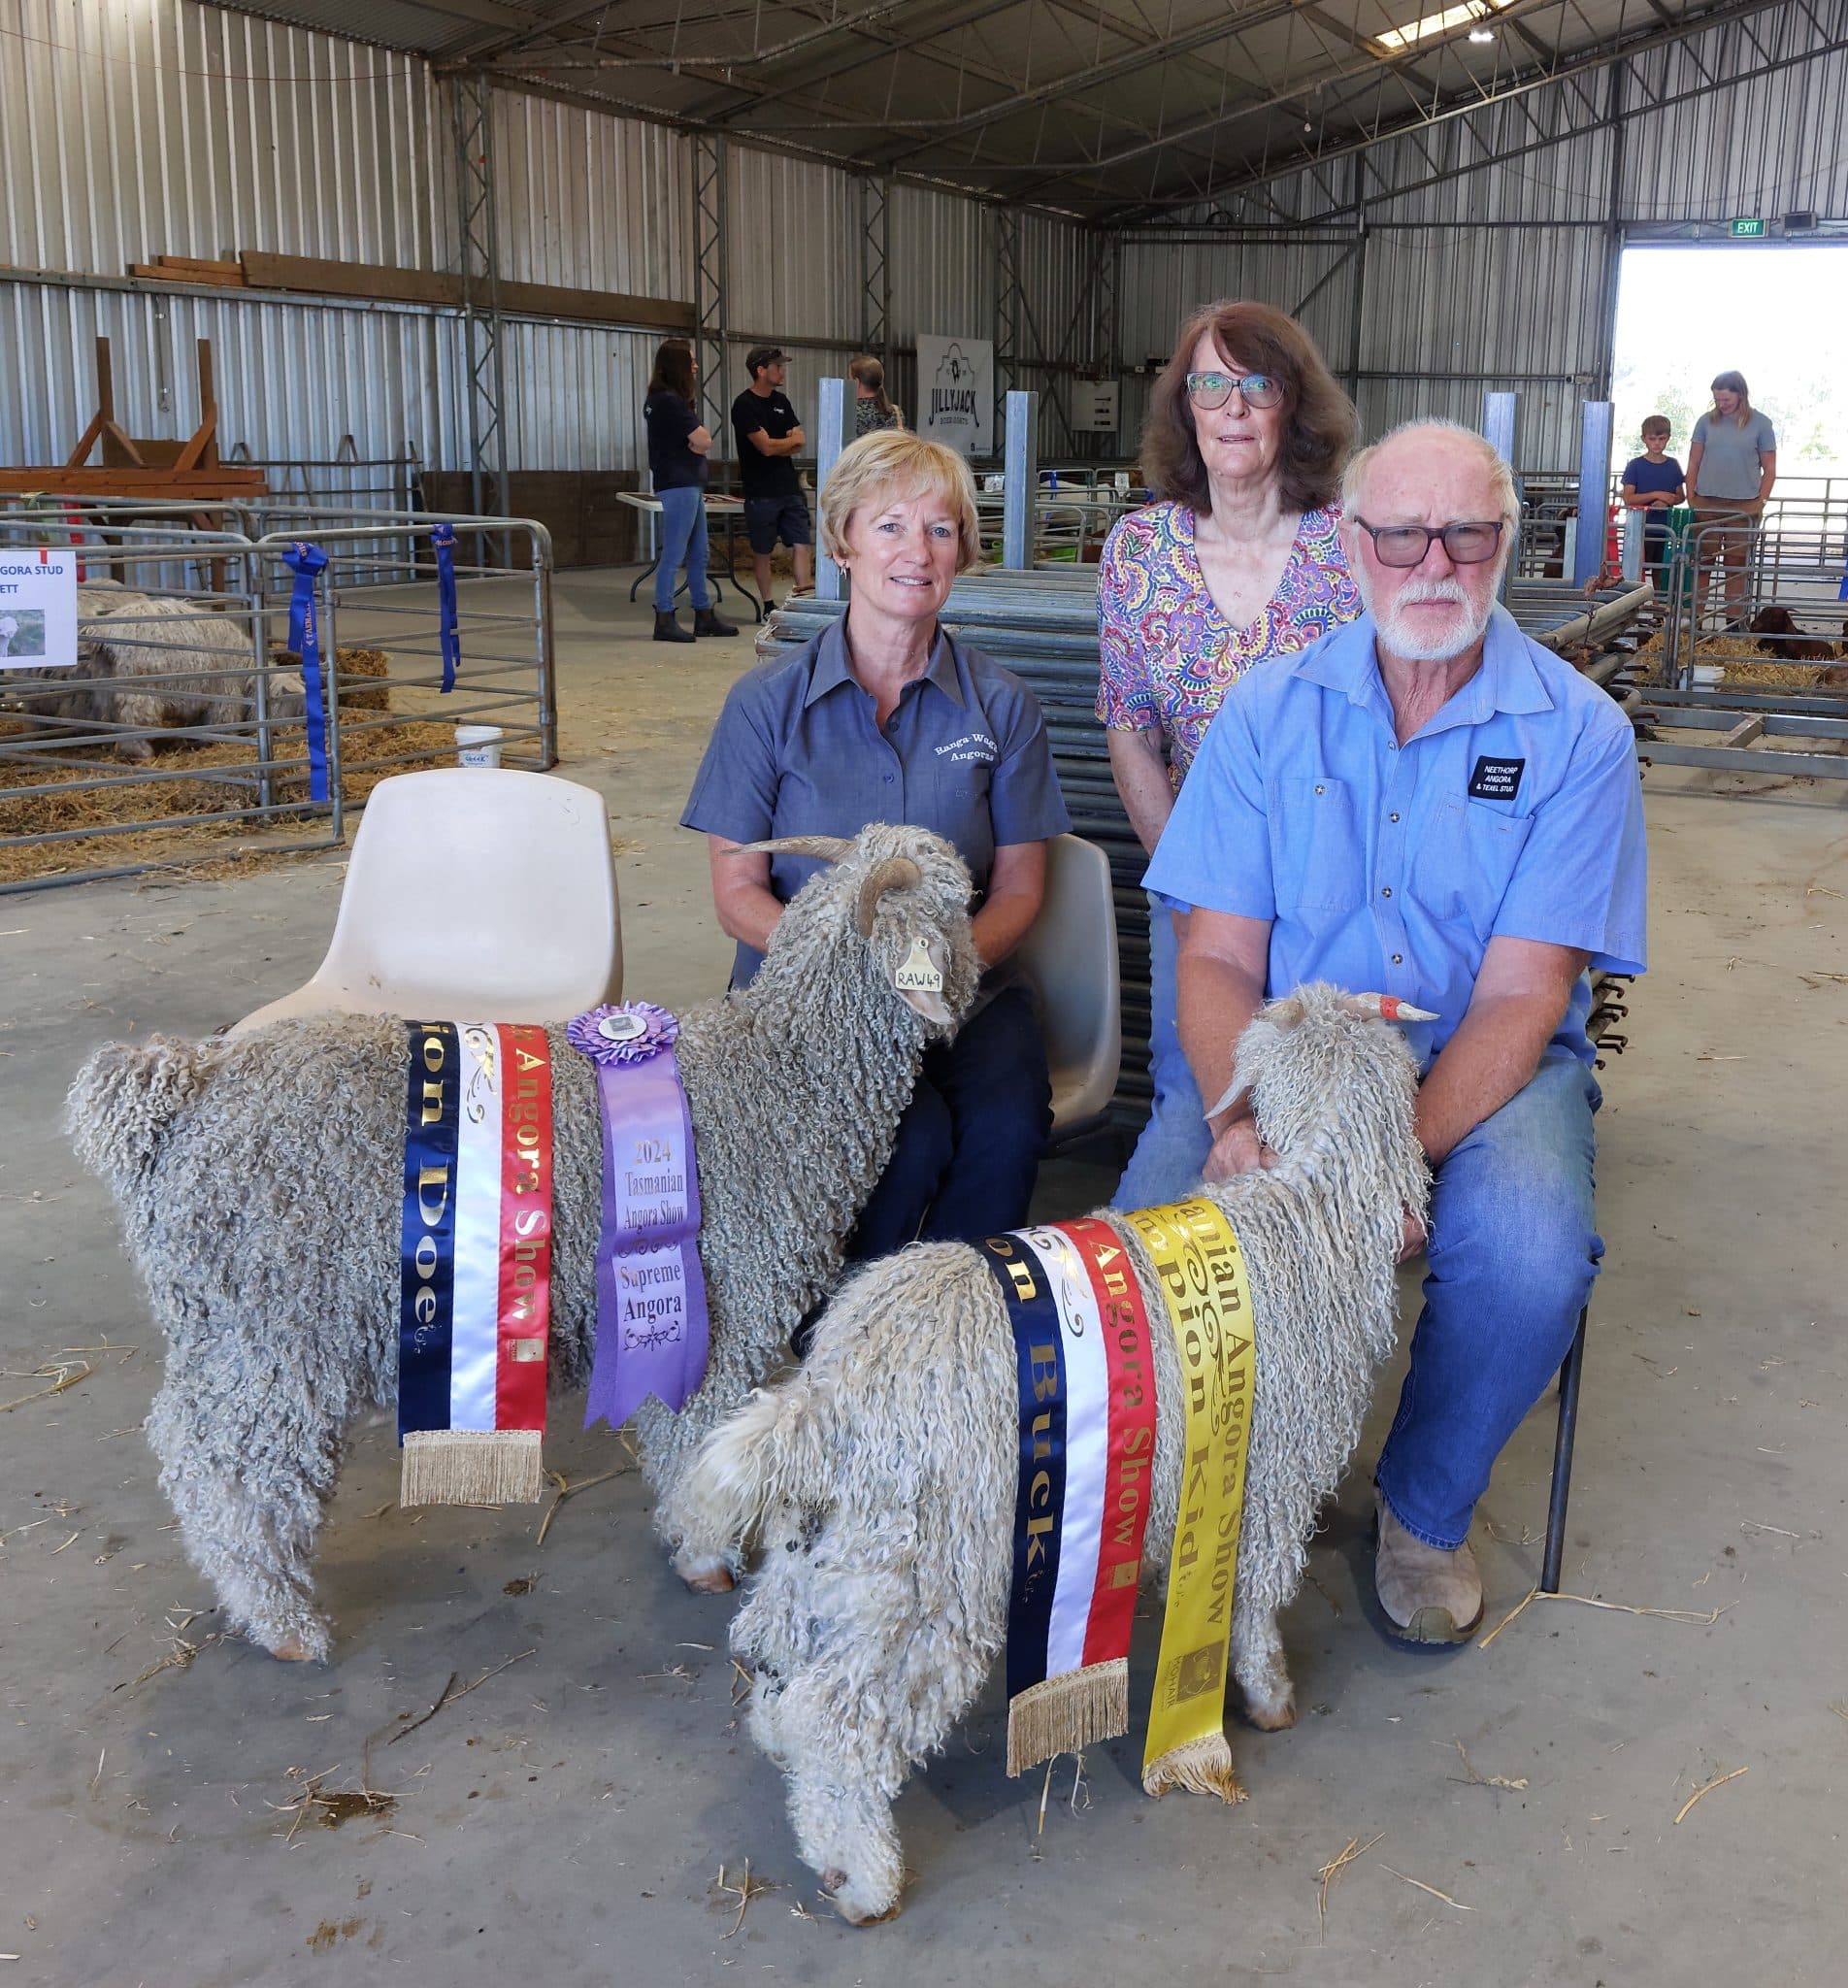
left=1374, top=1493, right=1483, bottom=1644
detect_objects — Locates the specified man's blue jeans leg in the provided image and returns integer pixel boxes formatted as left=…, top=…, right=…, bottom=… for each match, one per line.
left=1113, top=893, right=1214, bottom=1209
left=1375, top=1046, right=1603, bottom=1551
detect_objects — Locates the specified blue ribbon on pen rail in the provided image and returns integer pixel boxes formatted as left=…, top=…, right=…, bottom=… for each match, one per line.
left=281, top=541, right=330, bottom=803
left=431, top=521, right=460, bottom=691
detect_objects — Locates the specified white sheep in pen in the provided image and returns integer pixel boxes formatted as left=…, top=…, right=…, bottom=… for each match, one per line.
left=681, top=983, right=1432, bottom=1923
left=66, top=825, right=981, bottom=1663
left=0, top=580, right=305, bottom=759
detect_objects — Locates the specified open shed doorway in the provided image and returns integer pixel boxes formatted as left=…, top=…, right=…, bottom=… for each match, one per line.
left=1610, top=243, right=1848, bottom=499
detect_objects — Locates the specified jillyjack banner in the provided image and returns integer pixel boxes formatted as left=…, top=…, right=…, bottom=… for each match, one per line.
left=398, top=1021, right=556, bottom=1506
left=980, top=1218, right=1159, bottom=1776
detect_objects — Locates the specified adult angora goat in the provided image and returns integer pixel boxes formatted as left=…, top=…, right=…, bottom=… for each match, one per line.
left=683, top=984, right=1430, bottom=1923
left=66, top=823, right=980, bottom=1664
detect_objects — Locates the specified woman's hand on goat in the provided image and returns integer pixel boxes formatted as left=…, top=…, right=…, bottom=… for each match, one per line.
left=1202, top=1116, right=1277, bottom=1183
left=1396, top=1209, right=1428, bottom=1265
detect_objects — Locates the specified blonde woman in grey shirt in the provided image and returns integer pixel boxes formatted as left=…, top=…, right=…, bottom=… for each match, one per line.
left=1685, top=370, right=1777, bottom=629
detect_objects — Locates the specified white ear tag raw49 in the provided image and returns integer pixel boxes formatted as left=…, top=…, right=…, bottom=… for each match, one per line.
left=894, top=938, right=946, bottom=994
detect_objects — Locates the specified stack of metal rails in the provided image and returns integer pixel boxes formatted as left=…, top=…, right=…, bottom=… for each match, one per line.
left=765, top=568, right=1655, bottom=1143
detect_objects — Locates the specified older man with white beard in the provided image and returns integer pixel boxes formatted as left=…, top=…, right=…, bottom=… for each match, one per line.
left=1144, top=418, right=1646, bottom=1644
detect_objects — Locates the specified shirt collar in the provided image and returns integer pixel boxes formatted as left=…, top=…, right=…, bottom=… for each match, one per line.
left=804, top=616, right=966, bottom=710
left=1292, top=603, right=1555, bottom=728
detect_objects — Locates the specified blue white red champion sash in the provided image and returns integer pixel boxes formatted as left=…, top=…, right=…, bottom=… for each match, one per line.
left=979, top=1218, right=1160, bottom=1775
left=566, top=1004, right=711, bottom=1430
left=398, top=1021, right=555, bottom=1505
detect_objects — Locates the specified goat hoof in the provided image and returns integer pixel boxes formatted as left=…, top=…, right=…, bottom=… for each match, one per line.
left=1246, top=1696, right=1297, bottom=1732
left=821, top=1872, right=901, bottom=1926
left=268, top=1637, right=315, bottom=1663
left=681, top=1564, right=736, bottom=1595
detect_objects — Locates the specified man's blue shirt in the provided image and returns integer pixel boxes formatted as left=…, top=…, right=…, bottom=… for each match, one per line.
left=1142, top=603, right=1647, bottom=1070
left=682, top=615, right=1071, bottom=985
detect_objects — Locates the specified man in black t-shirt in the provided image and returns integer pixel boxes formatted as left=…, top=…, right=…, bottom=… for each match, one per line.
left=731, top=347, right=813, bottom=607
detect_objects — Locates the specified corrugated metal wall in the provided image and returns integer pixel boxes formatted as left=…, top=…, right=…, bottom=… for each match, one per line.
left=6, top=0, right=1845, bottom=480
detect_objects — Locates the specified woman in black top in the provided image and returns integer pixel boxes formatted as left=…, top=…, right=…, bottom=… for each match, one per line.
left=643, top=340, right=736, bottom=645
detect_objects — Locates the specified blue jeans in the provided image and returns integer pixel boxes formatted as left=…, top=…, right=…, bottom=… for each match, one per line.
left=845, top=985, right=1051, bottom=1259
left=654, top=486, right=712, bottom=613
left=1113, top=892, right=1214, bottom=1209
left=1375, top=1046, right=1602, bottom=1549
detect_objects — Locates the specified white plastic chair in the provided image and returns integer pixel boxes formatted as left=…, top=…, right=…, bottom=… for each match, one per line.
left=1013, top=832, right=1121, bottom=1136
left=232, top=768, right=622, bottom=1034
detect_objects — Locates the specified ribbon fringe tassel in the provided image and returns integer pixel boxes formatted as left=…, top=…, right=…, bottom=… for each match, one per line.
left=401, top=1429, right=544, bottom=1508
left=1006, top=1659, right=1130, bottom=1778
left=1141, top=1732, right=1246, bottom=1804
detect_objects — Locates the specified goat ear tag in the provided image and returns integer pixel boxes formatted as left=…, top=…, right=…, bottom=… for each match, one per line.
left=894, top=939, right=945, bottom=994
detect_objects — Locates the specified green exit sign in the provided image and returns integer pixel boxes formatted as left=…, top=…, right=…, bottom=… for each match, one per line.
left=1730, top=216, right=1766, bottom=237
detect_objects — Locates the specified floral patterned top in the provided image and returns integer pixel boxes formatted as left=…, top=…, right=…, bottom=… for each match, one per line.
left=1095, top=500, right=1360, bottom=790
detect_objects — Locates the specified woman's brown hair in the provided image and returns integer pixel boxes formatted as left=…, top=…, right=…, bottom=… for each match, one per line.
left=1139, top=300, right=1355, bottom=514
left=849, top=353, right=900, bottom=424
left=1706, top=369, right=1754, bottom=429
left=649, top=338, right=696, bottom=404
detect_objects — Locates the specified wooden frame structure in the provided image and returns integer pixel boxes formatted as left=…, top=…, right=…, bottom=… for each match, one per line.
left=0, top=337, right=267, bottom=501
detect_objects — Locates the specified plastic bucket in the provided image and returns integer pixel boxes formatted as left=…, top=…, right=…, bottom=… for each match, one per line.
left=456, top=724, right=504, bottom=769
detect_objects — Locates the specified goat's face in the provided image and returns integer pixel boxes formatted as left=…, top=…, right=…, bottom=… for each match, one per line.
left=736, top=823, right=980, bottom=1039
left=1214, top=983, right=1428, bottom=1165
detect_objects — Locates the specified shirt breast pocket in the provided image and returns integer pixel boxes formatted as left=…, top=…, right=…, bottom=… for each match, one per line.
left=1419, top=798, right=1534, bottom=924
left=1271, top=778, right=1365, bottom=916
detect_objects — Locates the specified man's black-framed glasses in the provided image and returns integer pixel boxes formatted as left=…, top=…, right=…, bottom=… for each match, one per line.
left=1186, top=370, right=1284, bottom=411
left=1353, top=518, right=1506, bottom=568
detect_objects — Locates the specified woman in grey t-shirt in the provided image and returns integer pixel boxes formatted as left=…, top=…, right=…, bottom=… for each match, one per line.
left=1686, top=370, right=1777, bottom=630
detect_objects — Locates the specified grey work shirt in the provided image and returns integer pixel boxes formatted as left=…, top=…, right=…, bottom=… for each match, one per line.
left=681, top=615, right=1071, bottom=987
left=1691, top=410, right=1776, bottom=501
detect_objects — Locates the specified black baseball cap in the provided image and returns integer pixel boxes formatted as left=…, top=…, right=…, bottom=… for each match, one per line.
left=746, top=345, right=788, bottom=374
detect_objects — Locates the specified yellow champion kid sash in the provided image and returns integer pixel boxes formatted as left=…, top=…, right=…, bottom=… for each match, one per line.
left=1122, top=1197, right=1256, bottom=1802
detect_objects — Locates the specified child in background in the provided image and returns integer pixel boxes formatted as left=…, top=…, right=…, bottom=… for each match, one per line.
left=1621, top=416, right=1686, bottom=586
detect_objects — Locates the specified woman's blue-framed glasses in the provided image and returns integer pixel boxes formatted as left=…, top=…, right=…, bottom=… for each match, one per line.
left=1185, top=371, right=1284, bottom=411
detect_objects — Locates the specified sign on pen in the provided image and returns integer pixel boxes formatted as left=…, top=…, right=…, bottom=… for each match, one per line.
left=0, top=547, right=81, bottom=669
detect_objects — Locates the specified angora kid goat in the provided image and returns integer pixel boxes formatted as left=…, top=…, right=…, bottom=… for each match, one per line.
left=683, top=983, right=1431, bottom=1923
left=66, top=824, right=980, bottom=1664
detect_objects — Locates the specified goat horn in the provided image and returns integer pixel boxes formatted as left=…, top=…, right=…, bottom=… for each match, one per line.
left=1339, top=992, right=1438, bottom=1023
left=855, top=854, right=923, bottom=938
left=732, top=835, right=855, bottom=862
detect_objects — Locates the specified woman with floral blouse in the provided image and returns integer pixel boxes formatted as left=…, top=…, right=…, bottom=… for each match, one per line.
left=1097, top=299, right=1362, bottom=1205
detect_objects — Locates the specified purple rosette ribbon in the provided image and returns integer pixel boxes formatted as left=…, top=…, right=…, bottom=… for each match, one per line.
left=567, top=1004, right=711, bottom=1429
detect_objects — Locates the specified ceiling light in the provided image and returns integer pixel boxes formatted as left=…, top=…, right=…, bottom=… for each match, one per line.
left=1370, top=0, right=1512, bottom=54
left=1468, top=25, right=1496, bottom=40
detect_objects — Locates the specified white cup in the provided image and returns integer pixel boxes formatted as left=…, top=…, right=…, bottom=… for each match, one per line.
left=455, top=724, right=504, bottom=768
left=1114, top=471, right=1131, bottom=492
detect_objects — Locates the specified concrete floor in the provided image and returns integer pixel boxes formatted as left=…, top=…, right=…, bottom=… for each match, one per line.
left=3, top=570, right=1845, bottom=1986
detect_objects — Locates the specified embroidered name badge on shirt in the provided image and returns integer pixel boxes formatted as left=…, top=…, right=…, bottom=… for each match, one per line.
left=1468, top=755, right=1525, bottom=802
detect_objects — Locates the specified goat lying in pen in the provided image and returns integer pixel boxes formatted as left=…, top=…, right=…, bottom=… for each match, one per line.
left=682, top=984, right=1431, bottom=1923
left=67, top=824, right=979, bottom=1663
left=0, top=581, right=305, bottom=759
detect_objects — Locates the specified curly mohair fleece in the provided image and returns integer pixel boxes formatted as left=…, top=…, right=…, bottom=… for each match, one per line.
left=682, top=984, right=1432, bottom=1923
left=66, top=822, right=982, bottom=1665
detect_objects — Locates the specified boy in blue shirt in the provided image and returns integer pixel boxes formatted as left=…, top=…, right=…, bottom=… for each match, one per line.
left=1620, top=415, right=1685, bottom=585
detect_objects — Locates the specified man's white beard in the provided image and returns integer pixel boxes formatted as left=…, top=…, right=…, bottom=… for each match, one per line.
left=1362, top=575, right=1496, bottom=663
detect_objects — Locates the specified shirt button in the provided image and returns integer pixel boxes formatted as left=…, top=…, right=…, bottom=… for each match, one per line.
left=1381, top=885, right=1393, bottom=898
left=1389, top=812, right=1400, bottom=823
left=1392, top=953, right=1403, bottom=965
left=1314, top=783, right=1325, bottom=795
left=883, top=774, right=894, bottom=783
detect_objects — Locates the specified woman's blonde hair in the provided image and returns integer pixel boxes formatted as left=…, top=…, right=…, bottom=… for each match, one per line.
left=1707, top=370, right=1754, bottom=428
left=819, top=430, right=981, bottom=571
